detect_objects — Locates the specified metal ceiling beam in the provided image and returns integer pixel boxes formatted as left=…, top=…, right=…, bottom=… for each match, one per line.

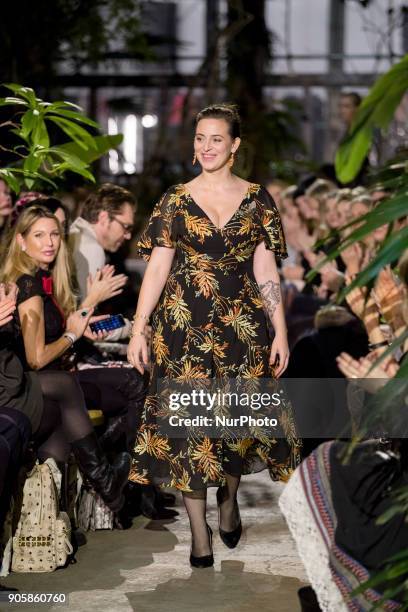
left=42, top=72, right=377, bottom=89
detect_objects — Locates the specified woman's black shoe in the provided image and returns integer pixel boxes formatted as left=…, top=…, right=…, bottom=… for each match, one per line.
left=190, top=524, right=214, bottom=568
left=216, top=487, right=242, bottom=549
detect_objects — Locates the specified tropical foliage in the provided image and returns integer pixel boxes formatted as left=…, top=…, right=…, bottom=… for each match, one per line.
left=312, top=56, right=408, bottom=608
left=0, top=83, right=122, bottom=193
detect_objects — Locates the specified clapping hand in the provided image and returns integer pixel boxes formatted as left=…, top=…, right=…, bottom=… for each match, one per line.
left=336, top=351, right=398, bottom=393
left=372, top=267, right=406, bottom=332
left=345, top=276, right=379, bottom=335
left=85, top=265, right=128, bottom=308
left=0, top=282, right=18, bottom=327
left=340, top=242, right=364, bottom=275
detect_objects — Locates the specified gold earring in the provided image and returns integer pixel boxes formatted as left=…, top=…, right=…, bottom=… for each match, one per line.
left=228, top=152, right=235, bottom=168
left=192, top=153, right=197, bottom=165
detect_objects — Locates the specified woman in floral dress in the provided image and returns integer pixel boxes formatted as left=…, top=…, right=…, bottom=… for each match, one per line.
left=128, top=104, right=301, bottom=567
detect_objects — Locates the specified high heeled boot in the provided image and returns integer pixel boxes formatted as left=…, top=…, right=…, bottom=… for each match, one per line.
left=71, top=431, right=130, bottom=513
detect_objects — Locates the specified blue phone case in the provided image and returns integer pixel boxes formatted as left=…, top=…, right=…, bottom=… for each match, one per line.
left=89, top=314, right=126, bottom=333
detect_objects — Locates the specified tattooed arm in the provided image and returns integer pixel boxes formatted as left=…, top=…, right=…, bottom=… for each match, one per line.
left=253, top=241, right=289, bottom=377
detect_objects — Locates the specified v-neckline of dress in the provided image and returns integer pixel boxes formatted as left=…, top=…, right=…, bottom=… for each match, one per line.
left=183, top=183, right=254, bottom=231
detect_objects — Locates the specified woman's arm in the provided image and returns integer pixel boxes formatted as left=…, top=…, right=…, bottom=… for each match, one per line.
left=253, top=241, right=289, bottom=377
left=127, top=246, right=175, bottom=374
left=18, top=296, right=72, bottom=369
left=18, top=297, right=96, bottom=370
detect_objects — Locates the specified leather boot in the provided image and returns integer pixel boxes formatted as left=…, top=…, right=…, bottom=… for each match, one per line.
left=99, top=415, right=128, bottom=453
left=71, top=431, right=130, bottom=513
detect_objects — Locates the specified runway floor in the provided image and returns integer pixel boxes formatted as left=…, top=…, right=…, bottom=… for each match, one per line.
left=2, top=471, right=307, bottom=612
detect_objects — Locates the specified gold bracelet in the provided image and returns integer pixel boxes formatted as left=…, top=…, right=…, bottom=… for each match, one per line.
left=133, top=313, right=150, bottom=322
left=130, top=329, right=146, bottom=338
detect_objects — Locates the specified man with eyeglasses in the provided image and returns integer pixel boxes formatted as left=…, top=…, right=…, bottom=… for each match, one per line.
left=70, top=183, right=136, bottom=305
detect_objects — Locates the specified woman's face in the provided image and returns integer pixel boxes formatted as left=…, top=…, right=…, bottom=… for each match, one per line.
left=194, top=118, right=239, bottom=171
left=373, top=224, right=389, bottom=244
left=351, top=201, right=370, bottom=219
left=18, top=217, right=61, bottom=268
left=337, top=199, right=351, bottom=226
left=325, top=197, right=340, bottom=229
left=296, top=195, right=319, bottom=220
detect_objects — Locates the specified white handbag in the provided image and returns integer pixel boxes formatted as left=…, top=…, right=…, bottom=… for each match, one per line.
left=77, top=489, right=114, bottom=531
left=11, top=459, right=73, bottom=573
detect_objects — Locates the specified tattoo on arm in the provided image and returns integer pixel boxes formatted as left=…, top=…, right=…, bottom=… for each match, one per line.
left=259, top=280, right=281, bottom=320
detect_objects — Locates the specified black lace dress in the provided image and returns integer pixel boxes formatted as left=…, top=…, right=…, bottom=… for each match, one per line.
left=14, top=268, right=147, bottom=451
left=15, top=269, right=72, bottom=370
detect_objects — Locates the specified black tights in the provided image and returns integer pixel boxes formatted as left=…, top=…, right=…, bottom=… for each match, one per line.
left=183, top=472, right=241, bottom=556
left=33, top=371, right=92, bottom=463
left=32, top=367, right=147, bottom=462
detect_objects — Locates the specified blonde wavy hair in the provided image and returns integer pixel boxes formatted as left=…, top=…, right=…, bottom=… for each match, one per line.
left=1, top=205, right=76, bottom=315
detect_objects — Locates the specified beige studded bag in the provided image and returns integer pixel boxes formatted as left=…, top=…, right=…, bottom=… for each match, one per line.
left=11, top=460, right=73, bottom=573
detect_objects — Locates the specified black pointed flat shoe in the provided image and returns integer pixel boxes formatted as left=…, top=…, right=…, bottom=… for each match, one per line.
left=216, top=488, right=242, bottom=549
left=190, top=524, right=214, bottom=568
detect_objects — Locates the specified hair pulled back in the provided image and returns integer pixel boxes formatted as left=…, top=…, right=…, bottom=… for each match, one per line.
left=195, top=104, right=241, bottom=139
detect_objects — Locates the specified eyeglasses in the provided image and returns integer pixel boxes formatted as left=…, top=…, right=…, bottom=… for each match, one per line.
left=111, top=216, right=134, bottom=235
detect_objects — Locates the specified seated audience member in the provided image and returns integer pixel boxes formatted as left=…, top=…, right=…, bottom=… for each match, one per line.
left=0, top=282, right=130, bottom=514
left=0, top=284, right=32, bottom=536
left=11, top=196, right=128, bottom=315
left=281, top=250, right=408, bottom=612
left=1, top=206, right=147, bottom=455
left=70, top=183, right=135, bottom=303
left=1, top=205, right=169, bottom=522
left=266, top=178, right=290, bottom=212
left=284, top=305, right=368, bottom=457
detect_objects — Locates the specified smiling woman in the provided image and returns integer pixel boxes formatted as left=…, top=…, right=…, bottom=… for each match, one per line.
left=127, top=103, right=301, bottom=569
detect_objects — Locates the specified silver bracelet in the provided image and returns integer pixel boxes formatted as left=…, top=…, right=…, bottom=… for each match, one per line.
left=63, top=332, right=77, bottom=346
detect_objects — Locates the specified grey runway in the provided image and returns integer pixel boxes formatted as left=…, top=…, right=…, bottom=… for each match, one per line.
left=2, top=472, right=306, bottom=612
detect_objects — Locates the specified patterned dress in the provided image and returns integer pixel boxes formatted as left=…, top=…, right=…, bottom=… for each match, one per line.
left=130, top=183, right=301, bottom=491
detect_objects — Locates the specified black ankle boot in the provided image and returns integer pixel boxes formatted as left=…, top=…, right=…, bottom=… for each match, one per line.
left=216, top=487, right=242, bottom=549
left=71, top=432, right=130, bottom=513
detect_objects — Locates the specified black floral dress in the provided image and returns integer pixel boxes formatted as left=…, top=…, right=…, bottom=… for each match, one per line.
left=130, top=183, right=301, bottom=491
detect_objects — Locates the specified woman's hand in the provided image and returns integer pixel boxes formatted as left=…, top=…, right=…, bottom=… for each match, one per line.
left=270, top=332, right=289, bottom=378
left=83, top=315, right=111, bottom=341
left=340, top=242, right=364, bottom=275
left=373, top=267, right=406, bottom=332
left=66, top=307, right=96, bottom=339
left=127, top=332, right=149, bottom=375
left=84, top=265, right=128, bottom=308
left=336, top=351, right=399, bottom=393
left=345, top=276, right=379, bottom=334
left=0, top=282, right=18, bottom=327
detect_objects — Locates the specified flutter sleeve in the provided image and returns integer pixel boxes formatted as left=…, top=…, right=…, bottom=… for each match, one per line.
left=254, top=185, right=288, bottom=260
left=16, top=274, right=44, bottom=305
left=137, top=187, right=179, bottom=261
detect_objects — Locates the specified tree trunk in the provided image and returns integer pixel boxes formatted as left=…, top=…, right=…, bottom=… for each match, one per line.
left=226, top=0, right=271, bottom=181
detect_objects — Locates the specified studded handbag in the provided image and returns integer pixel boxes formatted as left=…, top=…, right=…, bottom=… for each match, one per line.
left=11, top=460, right=73, bottom=573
